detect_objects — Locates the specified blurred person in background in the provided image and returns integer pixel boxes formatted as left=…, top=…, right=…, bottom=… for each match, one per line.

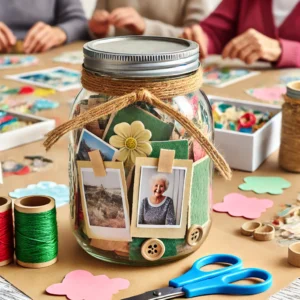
left=181, top=0, right=300, bottom=68
left=0, top=0, right=88, bottom=53
left=89, top=0, right=220, bottom=38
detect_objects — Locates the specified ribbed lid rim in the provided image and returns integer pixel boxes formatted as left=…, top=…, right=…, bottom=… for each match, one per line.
left=83, top=36, right=200, bottom=78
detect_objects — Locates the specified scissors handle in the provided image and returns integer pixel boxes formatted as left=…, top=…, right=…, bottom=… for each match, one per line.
left=183, top=268, right=272, bottom=298
left=169, top=254, right=243, bottom=288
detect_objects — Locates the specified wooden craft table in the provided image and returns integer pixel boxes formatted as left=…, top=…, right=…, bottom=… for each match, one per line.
left=1, top=42, right=300, bottom=300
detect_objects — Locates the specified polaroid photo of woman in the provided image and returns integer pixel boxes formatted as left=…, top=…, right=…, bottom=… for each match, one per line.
left=131, top=157, right=193, bottom=239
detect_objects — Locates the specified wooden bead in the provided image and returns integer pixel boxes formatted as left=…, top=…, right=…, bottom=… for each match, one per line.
left=288, top=242, right=300, bottom=267
left=253, top=224, right=275, bottom=241
left=241, top=221, right=262, bottom=236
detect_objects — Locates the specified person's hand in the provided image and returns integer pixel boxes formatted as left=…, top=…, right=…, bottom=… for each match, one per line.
left=23, top=22, right=67, bottom=54
left=0, top=22, right=16, bottom=53
left=222, top=28, right=282, bottom=64
left=89, top=9, right=110, bottom=38
left=109, top=7, right=145, bottom=35
left=181, top=24, right=208, bottom=59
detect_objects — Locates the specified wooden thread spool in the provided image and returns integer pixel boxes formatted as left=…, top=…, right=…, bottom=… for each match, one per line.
left=288, top=242, right=300, bottom=267
left=279, top=81, right=300, bottom=172
left=0, top=197, right=13, bottom=266
left=241, top=221, right=262, bottom=236
left=14, top=196, right=58, bottom=268
left=253, top=224, right=275, bottom=241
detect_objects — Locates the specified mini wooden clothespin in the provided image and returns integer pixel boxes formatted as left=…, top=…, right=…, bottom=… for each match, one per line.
left=157, top=149, right=175, bottom=173
left=88, top=150, right=106, bottom=177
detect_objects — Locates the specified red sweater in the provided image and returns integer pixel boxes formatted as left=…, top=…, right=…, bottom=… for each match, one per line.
left=200, top=0, right=300, bottom=68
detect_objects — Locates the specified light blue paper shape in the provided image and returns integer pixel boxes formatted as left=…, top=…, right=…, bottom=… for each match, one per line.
left=9, top=181, right=69, bottom=207
left=239, top=176, right=291, bottom=195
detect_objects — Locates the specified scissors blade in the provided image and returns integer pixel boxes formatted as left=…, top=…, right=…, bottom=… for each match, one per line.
left=122, top=286, right=184, bottom=300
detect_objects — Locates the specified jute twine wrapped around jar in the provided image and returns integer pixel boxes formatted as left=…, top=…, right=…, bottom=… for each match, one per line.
left=279, top=81, right=300, bottom=172
left=44, top=68, right=232, bottom=180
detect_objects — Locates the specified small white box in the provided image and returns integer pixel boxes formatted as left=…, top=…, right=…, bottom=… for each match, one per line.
left=0, top=110, right=55, bottom=151
left=208, top=95, right=282, bottom=172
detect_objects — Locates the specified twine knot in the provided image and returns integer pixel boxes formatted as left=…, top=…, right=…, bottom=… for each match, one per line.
left=135, top=89, right=153, bottom=104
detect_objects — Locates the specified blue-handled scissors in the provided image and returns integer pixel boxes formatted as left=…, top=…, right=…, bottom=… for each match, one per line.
left=122, top=254, right=272, bottom=299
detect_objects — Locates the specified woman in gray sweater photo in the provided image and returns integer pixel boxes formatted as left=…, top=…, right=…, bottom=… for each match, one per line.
left=138, top=175, right=176, bottom=226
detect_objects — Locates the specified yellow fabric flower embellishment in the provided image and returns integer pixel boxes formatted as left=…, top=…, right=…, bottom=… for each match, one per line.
left=109, top=121, right=152, bottom=165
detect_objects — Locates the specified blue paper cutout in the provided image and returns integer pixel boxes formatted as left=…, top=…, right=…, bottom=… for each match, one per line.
left=9, top=181, right=69, bottom=207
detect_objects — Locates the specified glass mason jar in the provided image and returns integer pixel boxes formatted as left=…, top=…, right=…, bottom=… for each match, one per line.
left=69, top=36, right=213, bottom=265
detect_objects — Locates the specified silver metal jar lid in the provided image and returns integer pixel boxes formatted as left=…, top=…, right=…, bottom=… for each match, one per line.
left=83, top=36, right=200, bottom=78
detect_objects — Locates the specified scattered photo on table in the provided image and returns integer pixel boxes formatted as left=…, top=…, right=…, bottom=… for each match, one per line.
left=77, top=161, right=131, bottom=241
left=0, top=55, right=38, bottom=69
left=53, top=51, right=83, bottom=65
left=203, top=65, right=260, bottom=88
left=0, top=276, right=32, bottom=300
left=6, top=67, right=81, bottom=92
left=76, top=129, right=117, bottom=161
left=131, top=157, right=192, bottom=239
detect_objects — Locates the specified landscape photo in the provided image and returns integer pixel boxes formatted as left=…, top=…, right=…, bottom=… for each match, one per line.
left=82, top=168, right=126, bottom=228
left=77, top=129, right=116, bottom=161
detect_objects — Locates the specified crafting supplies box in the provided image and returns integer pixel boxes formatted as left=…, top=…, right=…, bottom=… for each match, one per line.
left=208, top=96, right=282, bottom=172
left=0, top=110, right=55, bottom=151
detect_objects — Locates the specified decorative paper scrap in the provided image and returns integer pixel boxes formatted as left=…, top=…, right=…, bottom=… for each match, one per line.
left=0, top=85, right=58, bottom=114
left=53, top=51, right=84, bottom=64
left=270, top=201, right=300, bottom=247
left=193, top=140, right=206, bottom=161
left=0, top=276, right=32, bottom=300
left=269, top=278, right=300, bottom=300
left=150, top=140, right=189, bottom=159
left=103, top=106, right=174, bottom=142
left=24, top=155, right=53, bottom=172
left=245, top=86, right=286, bottom=104
left=5, top=67, right=81, bottom=92
left=213, top=193, right=273, bottom=219
left=190, top=157, right=210, bottom=226
left=203, top=65, right=260, bottom=88
left=2, top=160, right=31, bottom=177
left=46, top=270, right=130, bottom=300
left=239, top=177, right=291, bottom=195
left=9, top=181, right=69, bottom=207
left=0, top=55, right=38, bottom=69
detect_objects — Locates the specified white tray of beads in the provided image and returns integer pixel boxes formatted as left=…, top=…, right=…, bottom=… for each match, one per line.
left=208, top=95, right=282, bottom=172
left=0, top=110, right=55, bottom=151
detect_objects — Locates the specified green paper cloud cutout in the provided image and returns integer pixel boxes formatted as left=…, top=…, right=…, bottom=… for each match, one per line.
left=239, top=176, right=291, bottom=195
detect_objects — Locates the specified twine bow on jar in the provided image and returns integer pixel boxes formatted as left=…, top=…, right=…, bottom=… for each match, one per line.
left=43, top=68, right=232, bottom=180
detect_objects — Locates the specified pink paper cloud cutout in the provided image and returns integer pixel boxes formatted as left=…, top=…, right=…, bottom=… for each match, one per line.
left=213, top=193, right=273, bottom=219
left=46, top=270, right=130, bottom=300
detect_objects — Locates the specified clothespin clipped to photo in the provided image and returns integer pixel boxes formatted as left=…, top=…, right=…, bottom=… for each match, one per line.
left=157, top=149, right=175, bottom=173
left=88, top=150, right=106, bottom=177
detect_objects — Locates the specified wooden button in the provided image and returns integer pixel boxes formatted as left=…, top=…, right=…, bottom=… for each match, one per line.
left=141, top=239, right=165, bottom=261
left=186, top=225, right=203, bottom=246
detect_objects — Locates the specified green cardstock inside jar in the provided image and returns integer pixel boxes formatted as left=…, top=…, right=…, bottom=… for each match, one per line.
left=44, top=36, right=231, bottom=266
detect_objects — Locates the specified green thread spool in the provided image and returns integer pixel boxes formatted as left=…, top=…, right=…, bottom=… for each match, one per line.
left=14, top=196, right=58, bottom=268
